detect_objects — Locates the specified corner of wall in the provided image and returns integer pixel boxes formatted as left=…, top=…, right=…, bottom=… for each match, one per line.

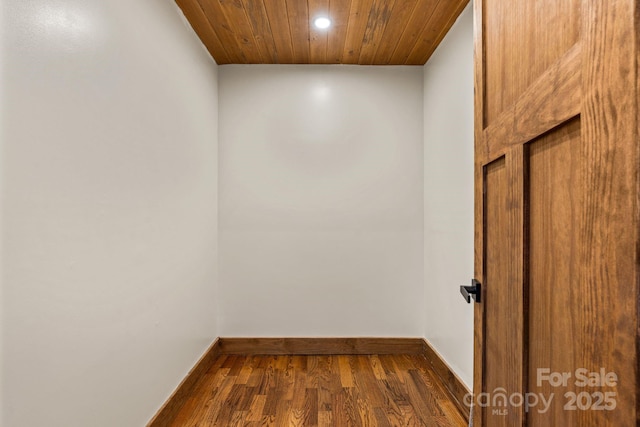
left=422, top=3, right=475, bottom=389
left=2, top=0, right=221, bottom=425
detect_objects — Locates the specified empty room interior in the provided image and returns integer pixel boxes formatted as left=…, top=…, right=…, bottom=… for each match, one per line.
left=2, top=0, right=639, bottom=426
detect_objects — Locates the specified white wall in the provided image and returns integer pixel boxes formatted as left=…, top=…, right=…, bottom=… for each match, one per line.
left=423, top=3, right=475, bottom=388
left=1, top=0, right=219, bottom=426
left=219, top=66, right=424, bottom=337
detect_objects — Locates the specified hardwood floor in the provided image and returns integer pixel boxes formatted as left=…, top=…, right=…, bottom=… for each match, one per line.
left=169, top=354, right=467, bottom=426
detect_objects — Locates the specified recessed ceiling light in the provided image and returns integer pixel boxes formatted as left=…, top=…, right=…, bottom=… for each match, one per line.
left=314, top=17, right=331, bottom=29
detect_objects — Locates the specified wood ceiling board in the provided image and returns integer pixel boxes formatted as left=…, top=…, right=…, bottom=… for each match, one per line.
left=388, top=0, right=439, bottom=64
left=176, top=0, right=232, bottom=64
left=308, top=0, right=330, bottom=63
left=196, top=0, right=247, bottom=62
left=371, top=0, right=419, bottom=64
left=217, top=0, right=265, bottom=62
left=342, top=0, right=375, bottom=64
left=406, top=0, right=468, bottom=64
left=244, top=0, right=279, bottom=62
left=357, top=0, right=397, bottom=64
left=325, top=0, right=352, bottom=63
left=263, top=0, right=295, bottom=62
left=287, top=0, right=311, bottom=62
left=176, top=0, right=470, bottom=65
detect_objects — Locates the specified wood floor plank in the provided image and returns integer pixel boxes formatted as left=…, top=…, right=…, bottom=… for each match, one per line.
left=214, top=384, right=246, bottom=424
left=229, top=409, right=247, bottom=427
left=337, top=355, right=355, bottom=388
left=209, top=367, right=231, bottom=389
left=370, top=355, right=387, bottom=380
left=337, top=388, right=362, bottom=426
left=246, top=366, right=264, bottom=388
left=403, top=369, right=443, bottom=426
left=306, top=355, right=320, bottom=388
left=438, top=400, right=468, bottom=426
left=350, top=385, right=377, bottom=426
left=282, top=356, right=296, bottom=401
left=168, top=396, right=200, bottom=427
left=236, top=359, right=254, bottom=385
left=169, top=354, right=467, bottom=427
left=259, top=414, right=276, bottom=425
left=246, top=394, right=267, bottom=421
left=261, top=370, right=281, bottom=416
left=352, top=355, right=386, bottom=408
left=316, top=356, right=336, bottom=412
left=221, top=354, right=238, bottom=369
left=374, top=406, right=392, bottom=426
left=227, top=355, right=247, bottom=377
left=274, top=399, right=292, bottom=426
left=318, top=410, right=332, bottom=426
left=291, top=356, right=307, bottom=411
left=303, top=388, right=319, bottom=426
left=202, top=375, right=236, bottom=425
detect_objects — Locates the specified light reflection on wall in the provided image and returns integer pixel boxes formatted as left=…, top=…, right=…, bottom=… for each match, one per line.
left=28, top=2, right=106, bottom=52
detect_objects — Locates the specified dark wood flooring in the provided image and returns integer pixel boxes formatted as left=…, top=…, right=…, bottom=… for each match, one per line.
left=170, top=354, right=467, bottom=426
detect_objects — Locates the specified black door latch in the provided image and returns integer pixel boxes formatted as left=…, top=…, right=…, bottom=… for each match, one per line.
left=460, top=279, right=481, bottom=303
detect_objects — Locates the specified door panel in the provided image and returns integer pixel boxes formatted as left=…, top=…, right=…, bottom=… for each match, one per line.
left=473, top=0, right=638, bottom=425
left=483, top=0, right=580, bottom=125
left=484, top=157, right=523, bottom=426
left=528, top=119, right=581, bottom=426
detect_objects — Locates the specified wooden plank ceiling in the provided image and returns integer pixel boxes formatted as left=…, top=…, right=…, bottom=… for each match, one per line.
left=175, top=0, right=469, bottom=65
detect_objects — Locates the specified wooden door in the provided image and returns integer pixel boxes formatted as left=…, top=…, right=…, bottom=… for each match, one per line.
left=473, top=0, right=638, bottom=426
